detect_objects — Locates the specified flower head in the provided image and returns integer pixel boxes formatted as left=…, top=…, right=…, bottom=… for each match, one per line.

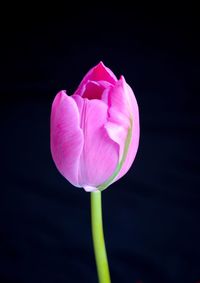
left=50, top=62, right=139, bottom=192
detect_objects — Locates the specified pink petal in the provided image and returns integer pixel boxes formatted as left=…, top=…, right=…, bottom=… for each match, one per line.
left=81, top=80, right=113, bottom=100
left=74, top=62, right=117, bottom=97
left=115, top=79, right=140, bottom=181
left=82, top=81, right=105, bottom=100
left=50, top=91, right=84, bottom=187
left=103, top=77, right=140, bottom=185
left=103, top=77, right=131, bottom=159
left=72, top=95, right=119, bottom=190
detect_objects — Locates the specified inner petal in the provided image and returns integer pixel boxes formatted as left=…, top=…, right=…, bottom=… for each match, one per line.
left=81, top=80, right=113, bottom=100
left=82, top=81, right=104, bottom=100
left=74, top=62, right=117, bottom=97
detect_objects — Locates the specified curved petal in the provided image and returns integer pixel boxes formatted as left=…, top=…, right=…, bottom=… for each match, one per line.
left=99, top=77, right=139, bottom=189
left=74, top=62, right=117, bottom=97
left=80, top=80, right=113, bottom=100
left=82, top=81, right=105, bottom=100
left=72, top=95, right=119, bottom=190
left=103, top=77, right=131, bottom=160
left=114, top=79, right=140, bottom=181
left=50, top=91, right=84, bottom=187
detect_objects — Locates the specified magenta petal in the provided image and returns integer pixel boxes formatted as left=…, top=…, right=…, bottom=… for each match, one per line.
left=74, top=62, right=117, bottom=97
left=81, top=80, right=113, bottom=100
left=82, top=81, right=105, bottom=100
left=106, top=77, right=131, bottom=125
left=50, top=91, right=84, bottom=187
left=104, top=77, right=140, bottom=184
left=73, top=95, right=119, bottom=189
left=104, top=77, right=131, bottom=159
left=104, top=122, right=128, bottom=159
left=114, top=78, right=140, bottom=181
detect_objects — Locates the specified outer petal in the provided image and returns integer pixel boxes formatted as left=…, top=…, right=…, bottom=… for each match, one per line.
left=72, top=95, right=119, bottom=191
left=103, top=77, right=131, bottom=159
left=114, top=78, right=140, bottom=181
left=74, top=61, right=117, bottom=97
left=98, top=77, right=140, bottom=190
left=50, top=91, right=84, bottom=187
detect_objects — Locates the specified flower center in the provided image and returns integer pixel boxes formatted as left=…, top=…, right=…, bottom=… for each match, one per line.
left=82, top=81, right=105, bottom=100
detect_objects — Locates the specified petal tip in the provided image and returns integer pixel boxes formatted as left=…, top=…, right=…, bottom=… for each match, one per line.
left=119, top=75, right=126, bottom=84
left=56, top=89, right=67, bottom=101
left=95, top=61, right=106, bottom=71
left=51, top=90, right=67, bottom=111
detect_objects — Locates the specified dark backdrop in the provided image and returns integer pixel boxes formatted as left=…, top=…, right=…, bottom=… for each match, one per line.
left=0, top=5, right=199, bottom=283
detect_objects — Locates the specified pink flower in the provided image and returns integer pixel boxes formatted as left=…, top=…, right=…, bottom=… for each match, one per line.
left=50, top=62, right=140, bottom=192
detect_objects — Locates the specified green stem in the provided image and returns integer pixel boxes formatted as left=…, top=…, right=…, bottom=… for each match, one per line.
left=91, top=191, right=111, bottom=283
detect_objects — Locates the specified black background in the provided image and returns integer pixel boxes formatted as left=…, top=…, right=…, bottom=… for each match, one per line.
left=0, top=4, right=200, bottom=283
